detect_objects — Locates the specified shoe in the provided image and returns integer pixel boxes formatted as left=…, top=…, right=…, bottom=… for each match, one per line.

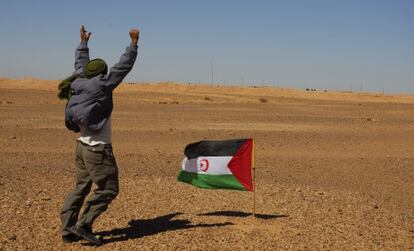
left=62, top=233, right=81, bottom=243
left=69, top=225, right=102, bottom=246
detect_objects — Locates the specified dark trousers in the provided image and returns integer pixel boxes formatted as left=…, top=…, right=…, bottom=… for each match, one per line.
left=60, top=141, right=119, bottom=236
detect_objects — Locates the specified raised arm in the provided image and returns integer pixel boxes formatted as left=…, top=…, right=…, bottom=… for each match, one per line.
left=105, top=29, right=139, bottom=91
left=74, top=26, right=91, bottom=74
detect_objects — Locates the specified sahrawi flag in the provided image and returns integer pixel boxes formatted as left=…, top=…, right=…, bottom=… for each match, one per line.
left=177, top=138, right=254, bottom=191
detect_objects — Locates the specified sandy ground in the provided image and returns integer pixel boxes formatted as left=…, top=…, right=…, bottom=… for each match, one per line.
left=0, top=78, right=413, bottom=250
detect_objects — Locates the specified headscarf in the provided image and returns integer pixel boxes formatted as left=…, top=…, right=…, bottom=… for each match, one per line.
left=58, top=58, right=107, bottom=100
left=83, top=58, right=108, bottom=78
left=58, top=75, right=77, bottom=100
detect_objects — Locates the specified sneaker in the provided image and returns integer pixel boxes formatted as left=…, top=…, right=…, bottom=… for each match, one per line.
left=70, top=225, right=102, bottom=246
left=62, top=233, right=81, bottom=243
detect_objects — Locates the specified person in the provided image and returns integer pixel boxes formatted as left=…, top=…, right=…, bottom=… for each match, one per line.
left=60, top=25, right=139, bottom=245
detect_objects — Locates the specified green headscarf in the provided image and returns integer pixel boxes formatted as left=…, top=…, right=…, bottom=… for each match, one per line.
left=58, top=58, right=107, bottom=100
left=83, top=58, right=108, bottom=78
left=58, top=75, right=77, bottom=100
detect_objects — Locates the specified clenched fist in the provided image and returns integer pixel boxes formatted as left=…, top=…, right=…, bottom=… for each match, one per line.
left=129, top=29, right=140, bottom=45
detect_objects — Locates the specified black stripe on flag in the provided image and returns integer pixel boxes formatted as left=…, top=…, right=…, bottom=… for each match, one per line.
left=184, top=139, right=248, bottom=159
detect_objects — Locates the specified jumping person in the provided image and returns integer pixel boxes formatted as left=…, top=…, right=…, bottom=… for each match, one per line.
left=59, top=25, right=139, bottom=245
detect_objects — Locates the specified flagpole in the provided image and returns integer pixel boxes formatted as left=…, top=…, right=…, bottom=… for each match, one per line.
left=252, top=138, right=256, bottom=217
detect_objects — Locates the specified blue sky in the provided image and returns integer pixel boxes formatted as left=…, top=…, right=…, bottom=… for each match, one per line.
left=0, top=0, right=413, bottom=93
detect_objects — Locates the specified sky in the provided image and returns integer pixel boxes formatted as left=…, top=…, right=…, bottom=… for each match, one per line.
left=0, top=0, right=413, bottom=93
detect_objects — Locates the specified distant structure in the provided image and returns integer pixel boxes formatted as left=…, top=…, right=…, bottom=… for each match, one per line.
left=210, top=62, right=214, bottom=85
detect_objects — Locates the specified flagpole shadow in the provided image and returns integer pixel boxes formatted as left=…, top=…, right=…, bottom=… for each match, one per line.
left=94, top=212, right=233, bottom=244
left=198, top=210, right=288, bottom=220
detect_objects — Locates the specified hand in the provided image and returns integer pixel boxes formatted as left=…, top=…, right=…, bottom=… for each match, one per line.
left=80, top=25, right=91, bottom=42
left=129, top=28, right=140, bottom=45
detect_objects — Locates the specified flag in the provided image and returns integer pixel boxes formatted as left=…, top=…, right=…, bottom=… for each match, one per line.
left=177, top=138, right=254, bottom=191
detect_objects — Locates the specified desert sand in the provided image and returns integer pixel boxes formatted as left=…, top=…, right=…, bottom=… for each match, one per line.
left=0, top=78, right=413, bottom=250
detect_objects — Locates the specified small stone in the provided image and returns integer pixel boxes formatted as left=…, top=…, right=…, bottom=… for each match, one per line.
left=374, top=204, right=379, bottom=209
left=26, top=200, right=32, bottom=207
left=7, top=234, right=16, bottom=241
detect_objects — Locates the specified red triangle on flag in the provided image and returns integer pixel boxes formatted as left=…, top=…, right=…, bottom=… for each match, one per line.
left=227, top=138, right=253, bottom=191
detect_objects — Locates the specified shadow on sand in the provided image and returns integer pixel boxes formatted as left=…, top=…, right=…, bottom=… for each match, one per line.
left=198, top=210, right=288, bottom=220
left=95, top=212, right=233, bottom=244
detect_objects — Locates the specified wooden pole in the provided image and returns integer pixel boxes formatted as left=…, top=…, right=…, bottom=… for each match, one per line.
left=252, top=139, right=256, bottom=217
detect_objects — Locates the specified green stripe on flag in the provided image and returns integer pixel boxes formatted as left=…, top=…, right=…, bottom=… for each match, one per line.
left=177, top=171, right=247, bottom=191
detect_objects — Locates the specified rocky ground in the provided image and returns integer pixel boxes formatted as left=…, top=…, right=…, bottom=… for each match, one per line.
left=0, top=79, right=413, bottom=250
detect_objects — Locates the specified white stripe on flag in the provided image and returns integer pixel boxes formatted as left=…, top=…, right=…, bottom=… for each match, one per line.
left=181, top=156, right=233, bottom=175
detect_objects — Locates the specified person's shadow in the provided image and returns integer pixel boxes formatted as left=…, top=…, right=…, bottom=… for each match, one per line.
left=95, top=212, right=233, bottom=244
left=198, top=210, right=288, bottom=219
